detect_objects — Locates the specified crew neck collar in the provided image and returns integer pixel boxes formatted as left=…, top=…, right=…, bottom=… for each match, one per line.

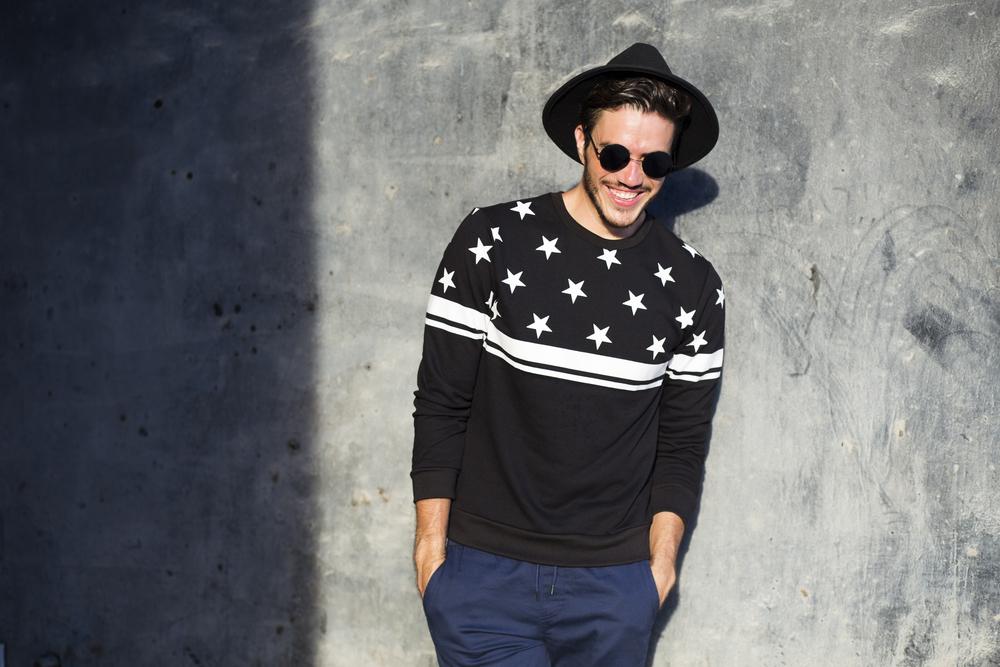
left=549, top=191, right=656, bottom=249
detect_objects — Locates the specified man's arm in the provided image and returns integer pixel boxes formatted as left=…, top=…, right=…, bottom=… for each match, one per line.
left=410, top=209, right=493, bottom=596
left=649, top=266, right=725, bottom=606
left=414, top=498, right=451, bottom=598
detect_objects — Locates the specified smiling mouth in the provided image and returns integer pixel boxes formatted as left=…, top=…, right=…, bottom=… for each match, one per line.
left=605, top=185, right=645, bottom=207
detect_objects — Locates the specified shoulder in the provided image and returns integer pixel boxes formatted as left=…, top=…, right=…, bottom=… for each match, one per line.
left=648, top=223, right=724, bottom=289
left=472, top=193, right=552, bottom=222
left=449, top=193, right=554, bottom=240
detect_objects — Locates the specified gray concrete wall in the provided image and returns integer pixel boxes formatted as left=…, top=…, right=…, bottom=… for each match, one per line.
left=2, top=1, right=998, bottom=665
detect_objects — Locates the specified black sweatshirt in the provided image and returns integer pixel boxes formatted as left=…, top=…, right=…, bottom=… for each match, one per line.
left=411, top=192, right=725, bottom=566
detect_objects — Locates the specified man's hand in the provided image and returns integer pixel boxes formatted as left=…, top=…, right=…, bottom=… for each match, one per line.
left=648, top=511, right=685, bottom=608
left=414, top=498, right=451, bottom=598
left=649, top=557, right=677, bottom=608
left=415, top=543, right=446, bottom=599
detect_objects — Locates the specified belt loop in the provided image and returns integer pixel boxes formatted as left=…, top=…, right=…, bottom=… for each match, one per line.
left=535, top=564, right=540, bottom=601
left=549, top=565, right=558, bottom=596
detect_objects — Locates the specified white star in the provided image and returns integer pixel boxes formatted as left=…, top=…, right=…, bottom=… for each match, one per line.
left=682, top=242, right=700, bottom=258
left=468, top=238, right=492, bottom=264
left=597, top=248, right=621, bottom=269
left=647, top=335, right=667, bottom=360
left=501, top=269, right=525, bottom=293
left=491, top=226, right=503, bottom=242
left=526, top=313, right=552, bottom=339
left=510, top=200, right=535, bottom=220
left=536, top=236, right=561, bottom=260
left=675, top=306, right=695, bottom=329
left=716, top=287, right=725, bottom=308
left=472, top=207, right=480, bottom=214
left=586, top=324, right=612, bottom=350
left=438, top=268, right=455, bottom=293
left=654, top=263, right=675, bottom=286
left=484, top=290, right=495, bottom=310
left=622, top=291, right=647, bottom=315
left=687, top=330, right=708, bottom=353
left=562, top=279, right=587, bottom=304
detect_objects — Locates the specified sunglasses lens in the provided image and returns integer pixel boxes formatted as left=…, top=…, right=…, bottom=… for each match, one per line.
left=597, top=143, right=630, bottom=172
left=642, top=152, right=673, bottom=178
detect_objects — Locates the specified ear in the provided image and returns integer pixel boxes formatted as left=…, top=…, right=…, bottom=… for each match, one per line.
left=573, top=124, right=587, bottom=163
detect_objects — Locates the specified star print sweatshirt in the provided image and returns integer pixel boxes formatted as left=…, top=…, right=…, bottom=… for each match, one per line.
left=411, top=192, right=725, bottom=566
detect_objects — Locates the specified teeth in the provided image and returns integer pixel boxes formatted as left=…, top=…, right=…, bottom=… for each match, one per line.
left=610, top=188, right=639, bottom=200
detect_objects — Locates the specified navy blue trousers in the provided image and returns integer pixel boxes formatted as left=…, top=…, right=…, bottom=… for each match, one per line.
left=422, top=540, right=660, bottom=666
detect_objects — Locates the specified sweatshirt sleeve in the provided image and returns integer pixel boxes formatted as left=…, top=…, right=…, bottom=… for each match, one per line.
left=651, top=265, right=726, bottom=526
left=411, top=210, right=495, bottom=501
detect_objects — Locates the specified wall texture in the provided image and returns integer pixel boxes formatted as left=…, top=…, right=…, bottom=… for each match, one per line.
left=2, top=1, right=998, bottom=665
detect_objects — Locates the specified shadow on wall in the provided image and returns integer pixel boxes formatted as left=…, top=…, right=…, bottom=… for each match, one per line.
left=646, top=168, right=721, bottom=236
left=0, top=3, right=322, bottom=665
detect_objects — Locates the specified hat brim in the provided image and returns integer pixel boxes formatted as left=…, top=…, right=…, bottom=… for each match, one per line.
left=542, top=64, right=719, bottom=171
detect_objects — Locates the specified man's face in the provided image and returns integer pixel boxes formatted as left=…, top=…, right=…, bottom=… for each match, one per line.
left=574, top=107, right=676, bottom=232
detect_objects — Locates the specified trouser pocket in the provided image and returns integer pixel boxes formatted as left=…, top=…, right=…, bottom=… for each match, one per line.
left=639, top=560, right=661, bottom=616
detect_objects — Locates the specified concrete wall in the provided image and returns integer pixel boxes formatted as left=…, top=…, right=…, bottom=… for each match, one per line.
left=2, top=1, right=998, bottom=665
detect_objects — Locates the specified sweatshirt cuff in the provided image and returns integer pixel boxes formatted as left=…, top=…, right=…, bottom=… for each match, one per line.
left=411, top=468, right=460, bottom=501
left=649, top=484, right=699, bottom=528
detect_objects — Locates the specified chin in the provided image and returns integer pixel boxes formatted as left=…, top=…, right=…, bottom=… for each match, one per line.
left=599, top=202, right=646, bottom=228
left=596, top=188, right=649, bottom=229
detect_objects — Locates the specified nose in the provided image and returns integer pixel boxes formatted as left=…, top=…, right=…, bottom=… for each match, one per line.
left=617, top=158, right=644, bottom=188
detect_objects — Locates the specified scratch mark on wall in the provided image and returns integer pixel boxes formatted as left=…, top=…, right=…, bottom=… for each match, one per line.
left=716, top=0, right=795, bottom=21
left=611, top=11, right=657, bottom=31
left=877, top=3, right=971, bottom=35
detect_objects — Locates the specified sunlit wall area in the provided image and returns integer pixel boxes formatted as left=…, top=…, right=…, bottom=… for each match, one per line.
left=311, top=1, right=999, bottom=665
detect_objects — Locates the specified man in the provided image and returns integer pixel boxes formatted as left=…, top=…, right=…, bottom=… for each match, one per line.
left=410, top=43, right=725, bottom=666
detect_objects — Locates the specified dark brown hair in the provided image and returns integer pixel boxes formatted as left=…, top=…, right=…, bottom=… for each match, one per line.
left=579, top=77, right=693, bottom=148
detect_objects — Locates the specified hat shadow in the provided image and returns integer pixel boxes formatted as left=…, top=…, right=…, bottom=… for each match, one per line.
left=646, top=168, right=720, bottom=234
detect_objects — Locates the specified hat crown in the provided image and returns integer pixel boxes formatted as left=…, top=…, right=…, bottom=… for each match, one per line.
left=606, top=43, right=672, bottom=75
left=542, top=42, right=718, bottom=170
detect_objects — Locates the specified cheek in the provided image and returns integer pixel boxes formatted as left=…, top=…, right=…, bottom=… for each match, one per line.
left=584, top=160, right=608, bottom=188
left=645, top=177, right=666, bottom=196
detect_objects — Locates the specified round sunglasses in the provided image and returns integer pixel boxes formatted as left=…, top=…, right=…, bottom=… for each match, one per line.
left=585, top=130, right=673, bottom=179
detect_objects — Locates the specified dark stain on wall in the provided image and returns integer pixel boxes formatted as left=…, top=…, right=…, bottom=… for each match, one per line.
left=903, top=304, right=955, bottom=356
left=880, top=230, right=897, bottom=273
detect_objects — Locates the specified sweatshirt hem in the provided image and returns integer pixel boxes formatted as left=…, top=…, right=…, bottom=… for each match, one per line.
left=448, top=507, right=650, bottom=567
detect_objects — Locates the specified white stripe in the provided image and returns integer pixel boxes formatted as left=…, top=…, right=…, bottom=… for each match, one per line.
left=425, top=318, right=484, bottom=341
left=426, top=295, right=488, bottom=333
left=425, top=295, right=678, bottom=386
left=666, top=370, right=721, bottom=383
left=484, top=345, right=663, bottom=391
left=486, top=322, right=666, bottom=383
left=667, top=349, right=724, bottom=374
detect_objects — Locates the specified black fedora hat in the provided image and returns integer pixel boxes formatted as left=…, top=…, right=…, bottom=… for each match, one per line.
left=542, top=43, right=719, bottom=171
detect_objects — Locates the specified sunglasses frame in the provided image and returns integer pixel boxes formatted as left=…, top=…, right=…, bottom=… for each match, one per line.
left=584, top=130, right=673, bottom=179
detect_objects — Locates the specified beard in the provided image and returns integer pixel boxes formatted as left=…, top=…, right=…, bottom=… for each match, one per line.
left=582, top=152, right=651, bottom=233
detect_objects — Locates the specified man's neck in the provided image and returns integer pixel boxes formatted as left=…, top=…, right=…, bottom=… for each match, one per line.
left=561, top=183, right=645, bottom=241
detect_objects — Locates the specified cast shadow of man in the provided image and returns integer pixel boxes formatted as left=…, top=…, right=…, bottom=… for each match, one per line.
left=643, top=167, right=723, bottom=666
left=645, top=167, right=720, bottom=236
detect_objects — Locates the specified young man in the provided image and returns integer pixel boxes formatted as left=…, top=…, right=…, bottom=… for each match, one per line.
left=411, top=43, right=725, bottom=666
